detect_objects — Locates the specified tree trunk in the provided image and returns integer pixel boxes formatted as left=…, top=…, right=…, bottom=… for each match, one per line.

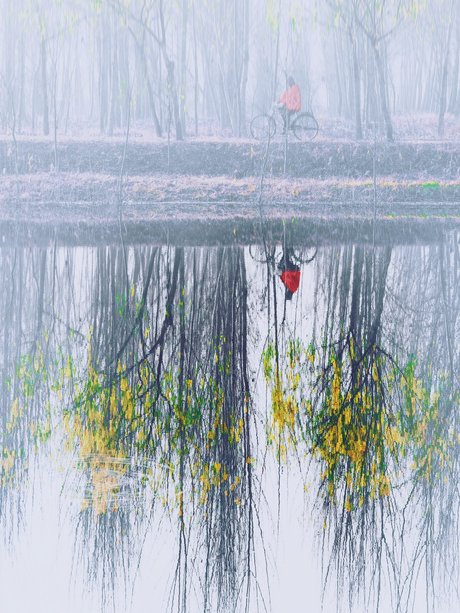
left=180, top=0, right=188, bottom=132
left=448, top=27, right=459, bottom=113
left=239, top=0, right=249, bottom=136
left=18, top=37, right=25, bottom=133
left=192, top=4, right=199, bottom=136
left=130, top=29, right=162, bottom=136
left=439, top=9, right=454, bottom=137
left=373, top=42, right=393, bottom=142
left=99, top=17, right=109, bottom=134
left=108, top=25, right=119, bottom=137
left=165, top=55, right=183, bottom=140
left=158, top=0, right=183, bottom=140
left=233, top=0, right=240, bottom=135
left=333, top=31, right=343, bottom=117
left=272, top=0, right=281, bottom=104
left=41, top=38, right=49, bottom=136
left=144, top=65, right=162, bottom=137
left=349, top=27, right=363, bottom=140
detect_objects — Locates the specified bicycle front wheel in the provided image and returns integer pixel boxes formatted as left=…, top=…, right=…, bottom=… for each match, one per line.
left=292, top=113, right=319, bottom=141
left=250, top=115, right=276, bottom=140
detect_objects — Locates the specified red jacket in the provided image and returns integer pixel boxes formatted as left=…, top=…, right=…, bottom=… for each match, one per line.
left=280, top=270, right=301, bottom=294
left=279, top=84, right=301, bottom=112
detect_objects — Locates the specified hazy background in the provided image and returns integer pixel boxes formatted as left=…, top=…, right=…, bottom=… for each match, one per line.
left=0, top=0, right=459, bottom=140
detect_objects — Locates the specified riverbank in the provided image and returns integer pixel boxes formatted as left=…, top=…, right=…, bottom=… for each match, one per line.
left=0, top=138, right=458, bottom=245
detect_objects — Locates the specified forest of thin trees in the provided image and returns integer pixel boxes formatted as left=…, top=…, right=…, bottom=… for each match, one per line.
left=0, top=0, right=459, bottom=141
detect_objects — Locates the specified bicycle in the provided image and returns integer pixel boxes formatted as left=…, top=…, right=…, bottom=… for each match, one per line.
left=250, top=105, right=319, bottom=141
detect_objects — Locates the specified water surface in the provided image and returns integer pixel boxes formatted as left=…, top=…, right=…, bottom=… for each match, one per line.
left=0, top=227, right=459, bottom=613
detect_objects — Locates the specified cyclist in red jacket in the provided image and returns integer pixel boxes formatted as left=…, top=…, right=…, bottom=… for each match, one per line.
left=278, top=77, right=301, bottom=132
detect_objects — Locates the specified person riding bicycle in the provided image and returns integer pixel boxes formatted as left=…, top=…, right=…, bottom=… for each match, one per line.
left=278, top=77, right=301, bottom=133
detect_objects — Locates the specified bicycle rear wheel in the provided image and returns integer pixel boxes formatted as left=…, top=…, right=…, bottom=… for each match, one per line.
left=250, top=115, right=276, bottom=140
left=292, top=113, right=319, bottom=141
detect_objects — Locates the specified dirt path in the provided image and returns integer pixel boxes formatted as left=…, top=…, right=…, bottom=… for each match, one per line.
left=1, top=138, right=459, bottom=179
left=2, top=173, right=459, bottom=207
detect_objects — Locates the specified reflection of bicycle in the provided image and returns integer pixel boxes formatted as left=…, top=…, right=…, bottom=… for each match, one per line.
left=250, top=105, right=319, bottom=141
left=249, top=244, right=317, bottom=266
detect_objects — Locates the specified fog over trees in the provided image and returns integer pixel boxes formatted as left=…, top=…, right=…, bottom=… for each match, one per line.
left=1, top=0, right=459, bottom=141
left=0, top=3, right=459, bottom=613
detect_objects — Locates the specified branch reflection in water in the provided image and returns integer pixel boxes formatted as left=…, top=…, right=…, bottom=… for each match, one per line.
left=0, top=232, right=458, bottom=612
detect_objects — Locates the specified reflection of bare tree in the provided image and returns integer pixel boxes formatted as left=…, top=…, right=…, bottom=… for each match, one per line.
left=261, top=235, right=460, bottom=612
left=386, top=233, right=460, bottom=612
left=67, top=245, right=257, bottom=613
left=2, top=234, right=459, bottom=613
left=0, top=246, right=76, bottom=538
left=307, top=245, right=395, bottom=609
left=311, top=239, right=460, bottom=611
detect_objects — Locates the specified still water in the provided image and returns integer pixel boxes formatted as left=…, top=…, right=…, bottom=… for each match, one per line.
left=0, top=227, right=459, bottom=613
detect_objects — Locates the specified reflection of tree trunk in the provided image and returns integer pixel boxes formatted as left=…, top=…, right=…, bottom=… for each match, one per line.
left=203, top=246, right=252, bottom=607
left=439, top=243, right=455, bottom=379
left=332, top=246, right=392, bottom=363
left=177, top=248, right=187, bottom=613
left=349, top=247, right=363, bottom=342
left=338, top=246, right=352, bottom=340
left=367, top=248, right=391, bottom=346
left=36, top=251, right=47, bottom=341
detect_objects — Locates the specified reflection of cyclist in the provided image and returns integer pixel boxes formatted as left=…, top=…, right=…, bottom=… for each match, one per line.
left=277, top=248, right=301, bottom=300
left=277, top=77, right=301, bottom=132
